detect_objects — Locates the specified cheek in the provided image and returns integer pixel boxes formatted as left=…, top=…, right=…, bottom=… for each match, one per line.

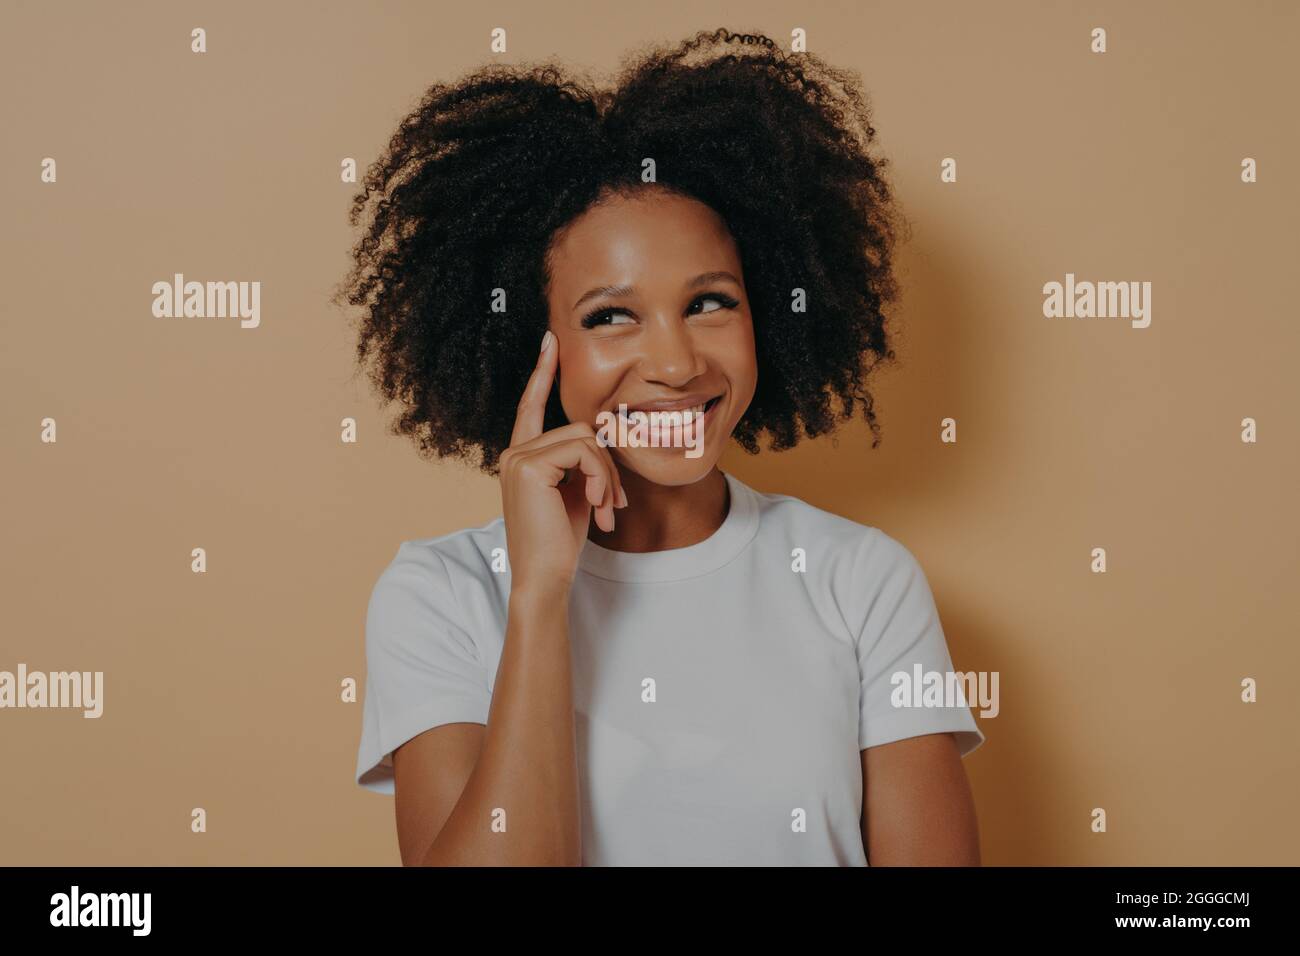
left=719, top=316, right=759, bottom=393
left=556, top=341, right=615, bottom=414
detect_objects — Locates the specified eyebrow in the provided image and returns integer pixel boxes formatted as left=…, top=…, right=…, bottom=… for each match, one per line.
left=571, top=271, right=741, bottom=311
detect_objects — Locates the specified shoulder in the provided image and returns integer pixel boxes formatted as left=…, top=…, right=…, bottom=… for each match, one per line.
left=744, top=479, right=892, bottom=563
left=365, top=516, right=507, bottom=631
left=375, top=517, right=505, bottom=590
left=740, top=478, right=932, bottom=627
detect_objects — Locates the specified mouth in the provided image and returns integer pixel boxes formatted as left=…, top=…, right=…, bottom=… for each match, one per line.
left=611, top=393, right=724, bottom=448
left=617, top=394, right=722, bottom=422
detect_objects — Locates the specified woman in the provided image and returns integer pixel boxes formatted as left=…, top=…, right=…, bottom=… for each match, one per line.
left=338, top=28, right=984, bottom=866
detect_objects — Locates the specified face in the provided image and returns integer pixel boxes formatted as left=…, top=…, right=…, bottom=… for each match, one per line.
left=543, top=187, right=758, bottom=487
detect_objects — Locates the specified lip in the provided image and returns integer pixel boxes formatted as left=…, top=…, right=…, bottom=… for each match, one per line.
left=615, top=394, right=722, bottom=424
left=697, top=394, right=723, bottom=427
left=621, top=392, right=720, bottom=414
left=612, top=393, right=724, bottom=448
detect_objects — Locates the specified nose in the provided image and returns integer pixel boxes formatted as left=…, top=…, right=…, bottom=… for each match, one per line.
left=636, top=311, right=707, bottom=387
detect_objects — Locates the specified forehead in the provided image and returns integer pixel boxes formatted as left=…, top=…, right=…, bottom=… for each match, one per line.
left=546, top=189, right=739, bottom=296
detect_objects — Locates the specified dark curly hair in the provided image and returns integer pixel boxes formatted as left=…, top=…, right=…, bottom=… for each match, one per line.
left=333, top=27, right=910, bottom=475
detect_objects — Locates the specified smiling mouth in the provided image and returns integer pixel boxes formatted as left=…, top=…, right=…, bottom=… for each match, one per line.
left=617, top=395, right=722, bottom=420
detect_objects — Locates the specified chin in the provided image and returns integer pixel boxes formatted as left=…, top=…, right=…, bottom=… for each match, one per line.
left=613, top=447, right=723, bottom=487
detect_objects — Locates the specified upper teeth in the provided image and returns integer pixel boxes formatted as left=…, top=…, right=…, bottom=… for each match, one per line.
left=622, top=401, right=708, bottom=416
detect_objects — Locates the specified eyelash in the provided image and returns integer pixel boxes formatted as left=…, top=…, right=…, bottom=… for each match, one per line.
left=579, top=292, right=740, bottom=329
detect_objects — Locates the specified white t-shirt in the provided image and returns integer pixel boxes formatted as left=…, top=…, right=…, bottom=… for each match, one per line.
left=356, top=471, right=984, bottom=865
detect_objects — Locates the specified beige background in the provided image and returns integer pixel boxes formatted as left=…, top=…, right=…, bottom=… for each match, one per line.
left=2, top=0, right=1296, bottom=865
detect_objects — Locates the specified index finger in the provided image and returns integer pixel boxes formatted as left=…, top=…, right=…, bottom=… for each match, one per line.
left=510, top=328, right=558, bottom=447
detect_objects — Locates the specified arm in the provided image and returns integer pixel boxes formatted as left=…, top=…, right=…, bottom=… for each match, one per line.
left=860, top=731, right=980, bottom=865
left=393, top=583, right=581, bottom=866
left=389, top=329, right=624, bottom=867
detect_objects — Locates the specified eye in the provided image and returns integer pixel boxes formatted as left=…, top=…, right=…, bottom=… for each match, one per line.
left=579, top=307, right=636, bottom=329
left=688, top=292, right=740, bottom=316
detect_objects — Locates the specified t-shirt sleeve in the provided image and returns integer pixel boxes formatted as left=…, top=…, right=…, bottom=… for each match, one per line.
left=355, top=542, right=492, bottom=794
left=855, top=530, right=986, bottom=757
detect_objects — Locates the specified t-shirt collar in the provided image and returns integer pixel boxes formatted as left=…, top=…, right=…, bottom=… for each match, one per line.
left=577, top=471, right=759, bottom=583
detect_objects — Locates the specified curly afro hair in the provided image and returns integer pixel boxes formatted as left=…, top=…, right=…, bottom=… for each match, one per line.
left=333, top=27, right=910, bottom=475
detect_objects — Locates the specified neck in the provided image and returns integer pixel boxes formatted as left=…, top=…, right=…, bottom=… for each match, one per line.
left=587, top=466, right=729, bottom=553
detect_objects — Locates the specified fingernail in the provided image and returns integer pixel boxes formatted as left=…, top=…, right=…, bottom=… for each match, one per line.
left=540, top=329, right=554, bottom=354
left=616, top=487, right=628, bottom=508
